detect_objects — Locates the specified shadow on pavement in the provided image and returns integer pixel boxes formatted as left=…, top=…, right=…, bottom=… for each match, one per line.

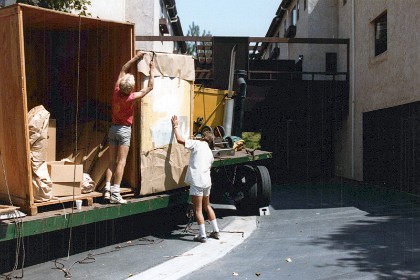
left=270, top=181, right=420, bottom=280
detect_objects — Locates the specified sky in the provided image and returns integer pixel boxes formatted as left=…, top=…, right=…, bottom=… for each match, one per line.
left=175, top=0, right=280, bottom=37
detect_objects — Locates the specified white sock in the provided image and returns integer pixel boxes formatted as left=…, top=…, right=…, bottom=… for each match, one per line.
left=210, top=219, right=219, bottom=232
left=105, top=182, right=111, bottom=191
left=112, top=184, right=120, bottom=193
left=198, top=224, right=206, bottom=238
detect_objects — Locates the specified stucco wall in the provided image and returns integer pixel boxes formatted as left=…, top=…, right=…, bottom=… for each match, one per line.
left=86, top=0, right=175, bottom=53
left=88, top=0, right=125, bottom=21
left=335, top=0, right=420, bottom=181
left=286, top=0, right=341, bottom=75
left=126, top=0, right=176, bottom=53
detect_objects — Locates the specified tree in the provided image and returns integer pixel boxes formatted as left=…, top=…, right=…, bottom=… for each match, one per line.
left=186, top=21, right=211, bottom=57
left=16, top=0, right=91, bottom=16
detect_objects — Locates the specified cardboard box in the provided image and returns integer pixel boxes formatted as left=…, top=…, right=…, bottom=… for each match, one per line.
left=46, top=119, right=56, bottom=162
left=47, top=161, right=83, bottom=182
left=47, top=161, right=83, bottom=197
left=51, top=182, right=81, bottom=197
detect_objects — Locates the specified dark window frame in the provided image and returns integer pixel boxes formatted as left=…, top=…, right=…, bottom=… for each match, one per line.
left=373, top=11, right=387, bottom=56
left=326, top=52, right=337, bottom=73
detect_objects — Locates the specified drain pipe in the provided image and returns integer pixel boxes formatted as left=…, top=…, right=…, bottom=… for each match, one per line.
left=233, top=70, right=247, bottom=137
left=351, top=0, right=355, bottom=178
left=223, top=44, right=237, bottom=136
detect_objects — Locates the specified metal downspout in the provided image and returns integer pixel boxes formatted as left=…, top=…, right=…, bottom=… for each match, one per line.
left=223, top=44, right=237, bottom=136
left=351, top=0, right=355, bottom=178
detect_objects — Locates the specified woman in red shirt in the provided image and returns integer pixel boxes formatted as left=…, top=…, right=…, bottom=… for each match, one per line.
left=104, top=51, right=154, bottom=204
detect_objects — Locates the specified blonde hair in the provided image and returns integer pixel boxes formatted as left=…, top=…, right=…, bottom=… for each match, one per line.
left=119, top=74, right=135, bottom=94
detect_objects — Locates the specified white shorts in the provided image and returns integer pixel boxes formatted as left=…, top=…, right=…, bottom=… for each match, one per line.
left=189, top=185, right=211, bottom=196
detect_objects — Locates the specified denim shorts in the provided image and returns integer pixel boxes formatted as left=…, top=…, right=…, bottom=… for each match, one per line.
left=108, top=124, right=132, bottom=146
left=189, top=185, right=211, bottom=197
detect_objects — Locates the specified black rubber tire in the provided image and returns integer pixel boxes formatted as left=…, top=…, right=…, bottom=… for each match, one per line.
left=214, top=125, right=225, bottom=138
left=225, top=136, right=234, bottom=148
left=233, top=165, right=259, bottom=215
left=254, top=165, right=272, bottom=207
left=201, top=125, right=213, bottom=135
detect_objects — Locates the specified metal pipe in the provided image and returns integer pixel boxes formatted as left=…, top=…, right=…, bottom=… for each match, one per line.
left=351, top=0, right=355, bottom=179
left=223, top=44, right=237, bottom=136
left=233, top=70, right=247, bottom=137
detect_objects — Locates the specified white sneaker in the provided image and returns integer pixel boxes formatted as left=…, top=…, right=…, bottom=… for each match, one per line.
left=103, top=190, right=111, bottom=200
left=110, top=192, right=127, bottom=204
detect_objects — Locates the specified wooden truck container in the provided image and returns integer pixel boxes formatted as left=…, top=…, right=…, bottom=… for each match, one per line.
left=0, top=4, right=134, bottom=215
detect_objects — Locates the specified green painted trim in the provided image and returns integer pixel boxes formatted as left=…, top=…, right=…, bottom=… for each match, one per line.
left=212, top=152, right=272, bottom=168
left=0, top=191, right=189, bottom=242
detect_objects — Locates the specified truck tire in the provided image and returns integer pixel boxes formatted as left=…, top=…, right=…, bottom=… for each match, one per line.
left=254, top=165, right=271, bottom=207
left=233, top=165, right=259, bottom=215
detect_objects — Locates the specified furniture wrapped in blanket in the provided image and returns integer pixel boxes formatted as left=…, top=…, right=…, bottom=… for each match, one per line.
left=127, top=52, right=195, bottom=195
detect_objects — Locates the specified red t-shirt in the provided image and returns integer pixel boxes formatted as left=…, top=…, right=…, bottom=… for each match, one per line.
left=112, top=86, right=135, bottom=126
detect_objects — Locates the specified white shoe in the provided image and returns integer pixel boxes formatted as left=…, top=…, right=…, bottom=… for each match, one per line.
left=103, top=190, right=111, bottom=200
left=110, top=192, right=127, bottom=204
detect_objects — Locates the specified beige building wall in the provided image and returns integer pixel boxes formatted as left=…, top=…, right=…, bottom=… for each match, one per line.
left=86, top=0, right=177, bottom=53
left=293, top=0, right=340, bottom=76
left=269, top=0, right=343, bottom=78
left=335, top=0, right=420, bottom=181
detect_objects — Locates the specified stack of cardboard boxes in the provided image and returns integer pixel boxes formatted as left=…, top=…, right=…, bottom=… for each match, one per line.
left=46, top=119, right=83, bottom=197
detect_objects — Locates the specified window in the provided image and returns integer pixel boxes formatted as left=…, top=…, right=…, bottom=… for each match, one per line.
left=304, top=0, right=307, bottom=10
left=297, top=0, right=300, bottom=20
left=291, top=6, right=297, bottom=26
left=374, top=12, right=387, bottom=56
left=326, top=53, right=337, bottom=73
left=343, top=0, right=347, bottom=6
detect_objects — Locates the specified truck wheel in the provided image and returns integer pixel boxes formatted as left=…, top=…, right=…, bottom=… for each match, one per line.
left=214, top=125, right=225, bottom=138
left=233, top=165, right=259, bottom=215
left=254, top=165, right=271, bottom=207
left=201, top=125, right=213, bottom=135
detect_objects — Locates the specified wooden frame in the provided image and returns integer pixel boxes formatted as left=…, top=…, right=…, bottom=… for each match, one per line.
left=0, top=4, right=134, bottom=215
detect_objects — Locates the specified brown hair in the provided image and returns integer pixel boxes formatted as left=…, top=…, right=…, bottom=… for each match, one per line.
left=202, top=131, right=215, bottom=150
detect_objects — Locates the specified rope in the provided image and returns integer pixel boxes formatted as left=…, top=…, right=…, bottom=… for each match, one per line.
left=56, top=15, right=82, bottom=268
left=1, top=152, right=25, bottom=280
left=53, top=237, right=163, bottom=279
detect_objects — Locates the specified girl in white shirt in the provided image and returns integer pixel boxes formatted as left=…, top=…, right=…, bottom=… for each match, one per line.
left=171, top=115, right=220, bottom=243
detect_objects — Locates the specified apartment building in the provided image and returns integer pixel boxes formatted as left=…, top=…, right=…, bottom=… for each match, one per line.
left=262, top=0, right=420, bottom=193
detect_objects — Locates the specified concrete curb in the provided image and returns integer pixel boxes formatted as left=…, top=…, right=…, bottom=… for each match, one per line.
left=129, top=216, right=257, bottom=280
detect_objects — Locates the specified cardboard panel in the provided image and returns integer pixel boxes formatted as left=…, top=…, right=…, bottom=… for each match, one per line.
left=0, top=9, right=32, bottom=206
left=46, top=119, right=56, bottom=162
left=138, top=74, right=193, bottom=195
left=47, top=161, right=83, bottom=182
left=51, top=182, right=81, bottom=197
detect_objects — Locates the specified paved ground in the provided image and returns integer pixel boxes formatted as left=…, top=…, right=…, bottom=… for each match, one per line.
left=3, top=182, right=420, bottom=280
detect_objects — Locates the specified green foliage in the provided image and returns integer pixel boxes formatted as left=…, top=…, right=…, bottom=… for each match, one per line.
left=16, top=0, right=91, bottom=16
left=186, top=21, right=211, bottom=57
left=242, top=132, right=262, bottom=150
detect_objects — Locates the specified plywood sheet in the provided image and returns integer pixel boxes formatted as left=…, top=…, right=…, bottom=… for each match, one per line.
left=0, top=10, right=32, bottom=206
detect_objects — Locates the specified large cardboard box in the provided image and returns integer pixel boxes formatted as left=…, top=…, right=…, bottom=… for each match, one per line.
left=47, top=161, right=83, bottom=182
left=47, top=161, right=83, bottom=197
left=51, top=182, right=81, bottom=197
left=131, top=53, right=195, bottom=195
